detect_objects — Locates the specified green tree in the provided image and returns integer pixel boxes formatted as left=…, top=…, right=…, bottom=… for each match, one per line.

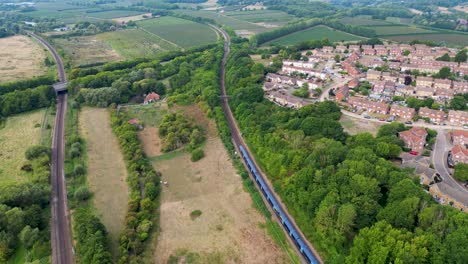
left=438, top=66, right=451, bottom=79
left=436, top=53, right=451, bottom=62
left=19, top=226, right=40, bottom=249
left=454, top=49, right=467, bottom=63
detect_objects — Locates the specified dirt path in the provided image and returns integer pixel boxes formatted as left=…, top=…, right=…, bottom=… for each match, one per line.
left=144, top=105, right=288, bottom=263
left=79, top=107, right=129, bottom=255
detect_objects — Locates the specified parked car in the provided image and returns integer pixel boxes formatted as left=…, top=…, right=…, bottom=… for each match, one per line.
left=405, top=121, right=413, bottom=125
left=410, top=151, right=418, bottom=155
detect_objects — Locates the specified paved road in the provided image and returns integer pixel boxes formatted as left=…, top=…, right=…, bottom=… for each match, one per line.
left=28, top=32, right=75, bottom=264
left=432, top=130, right=468, bottom=207
left=319, top=76, right=352, bottom=102
left=212, top=25, right=323, bottom=264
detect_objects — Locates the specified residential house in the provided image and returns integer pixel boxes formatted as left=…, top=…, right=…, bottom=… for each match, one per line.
left=433, top=79, right=452, bottom=89
left=335, top=45, right=347, bottom=53
left=415, top=86, right=434, bottom=98
left=335, top=85, right=349, bottom=102
left=381, top=72, right=398, bottom=82
left=143, top=92, right=160, bottom=104
left=418, top=107, right=445, bottom=124
left=452, top=130, right=468, bottom=147
left=283, top=60, right=315, bottom=69
left=348, top=96, right=389, bottom=114
left=453, top=81, right=468, bottom=93
left=416, top=76, right=433, bottom=87
left=347, top=78, right=360, bottom=89
left=434, top=88, right=454, bottom=101
left=395, top=85, right=415, bottom=97
left=390, top=105, right=416, bottom=120
left=448, top=110, right=468, bottom=126
left=367, top=70, right=381, bottom=81
left=451, top=145, right=468, bottom=164
left=399, top=127, right=427, bottom=153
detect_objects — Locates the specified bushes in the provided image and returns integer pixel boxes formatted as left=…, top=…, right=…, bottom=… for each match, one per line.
left=0, top=85, right=55, bottom=117
left=159, top=113, right=205, bottom=152
left=190, top=148, right=205, bottom=162
left=74, top=186, right=91, bottom=201
left=25, top=145, right=51, bottom=160
left=454, top=163, right=468, bottom=182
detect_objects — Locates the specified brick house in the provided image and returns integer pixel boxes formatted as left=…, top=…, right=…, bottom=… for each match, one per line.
left=367, top=70, right=381, bottom=81
left=399, top=127, right=427, bottom=153
left=335, top=85, right=349, bottom=102
left=452, top=130, right=468, bottom=147
left=416, top=76, right=433, bottom=87
left=434, top=88, right=454, bottom=101
left=348, top=96, right=389, bottom=114
left=451, top=145, right=468, bottom=164
left=453, top=81, right=468, bottom=94
left=143, top=92, right=160, bottom=104
left=433, top=79, right=452, bottom=89
left=418, top=107, right=445, bottom=124
left=415, top=86, right=435, bottom=98
left=448, top=110, right=468, bottom=126
left=390, top=105, right=415, bottom=120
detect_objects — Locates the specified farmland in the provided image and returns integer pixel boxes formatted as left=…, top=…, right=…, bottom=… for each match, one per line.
left=136, top=16, right=218, bottom=48
left=79, top=107, right=129, bottom=253
left=267, top=25, right=366, bottom=46
left=98, top=29, right=179, bottom=59
left=53, top=35, right=122, bottom=67
left=175, top=9, right=269, bottom=35
left=365, top=25, right=436, bottom=36
left=131, top=103, right=290, bottom=263
left=340, top=16, right=393, bottom=26
left=85, top=10, right=145, bottom=19
left=0, top=109, right=50, bottom=183
left=225, top=10, right=298, bottom=26
left=0, top=36, right=48, bottom=82
left=386, top=33, right=468, bottom=47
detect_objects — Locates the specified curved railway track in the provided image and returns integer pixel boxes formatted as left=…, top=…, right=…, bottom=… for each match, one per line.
left=213, top=26, right=323, bottom=264
left=28, top=31, right=74, bottom=264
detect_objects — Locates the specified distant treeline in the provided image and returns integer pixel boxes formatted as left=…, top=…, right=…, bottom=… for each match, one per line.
left=0, top=76, right=55, bottom=96
left=0, top=85, right=55, bottom=117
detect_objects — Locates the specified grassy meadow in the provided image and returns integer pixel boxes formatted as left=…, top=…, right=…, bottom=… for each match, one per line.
left=0, top=109, right=52, bottom=183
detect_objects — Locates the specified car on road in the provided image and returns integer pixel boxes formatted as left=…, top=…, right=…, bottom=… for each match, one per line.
left=410, top=151, right=419, bottom=155
left=405, top=121, right=413, bottom=125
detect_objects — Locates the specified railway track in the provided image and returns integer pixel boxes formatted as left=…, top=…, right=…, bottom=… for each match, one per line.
left=213, top=26, right=323, bottom=264
left=28, top=31, right=74, bottom=264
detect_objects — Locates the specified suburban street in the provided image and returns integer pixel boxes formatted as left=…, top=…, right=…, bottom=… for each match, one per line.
left=432, top=130, right=468, bottom=207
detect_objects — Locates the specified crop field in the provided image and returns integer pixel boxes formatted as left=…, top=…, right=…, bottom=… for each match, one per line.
left=366, top=25, right=436, bottom=36
left=79, top=107, right=129, bottom=252
left=54, top=35, right=122, bottom=67
left=225, top=10, right=297, bottom=25
left=98, top=29, right=178, bottom=59
left=0, top=36, right=48, bottom=82
left=136, top=16, right=218, bottom=48
left=267, top=25, right=366, bottom=46
left=175, top=9, right=269, bottom=34
left=85, top=10, right=145, bottom=19
left=340, top=16, right=393, bottom=26
left=0, top=110, right=48, bottom=183
left=386, top=33, right=468, bottom=47
left=138, top=104, right=289, bottom=263
left=112, top=12, right=152, bottom=23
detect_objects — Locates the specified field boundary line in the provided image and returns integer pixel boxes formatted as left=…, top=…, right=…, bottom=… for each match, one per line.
left=137, top=27, right=181, bottom=49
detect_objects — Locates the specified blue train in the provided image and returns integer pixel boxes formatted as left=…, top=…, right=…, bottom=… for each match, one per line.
left=238, top=145, right=319, bottom=264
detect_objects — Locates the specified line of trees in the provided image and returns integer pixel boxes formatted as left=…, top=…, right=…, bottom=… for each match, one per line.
left=0, top=75, right=55, bottom=95
left=0, top=85, right=55, bottom=117
left=110, top=108, right=161, bottom=263
left=224, top=43, right=468, bottom=263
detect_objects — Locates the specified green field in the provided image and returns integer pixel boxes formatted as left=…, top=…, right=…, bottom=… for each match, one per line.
left=175, top=9, right=268, bottom=33
left=136, top=16, right=218, bottom=48
left=85, top=10, right=145, bottom=19
left=267, top=25, right=367, bottom=45
left=225, top=10, right=297, bottom=25
left=366, top=25, right=437, bottom=36
left=340, top=16, right=393, bottom=26
left=386, top=33, right=468, bottom=47
left=98, top=28, right=178, bottom=59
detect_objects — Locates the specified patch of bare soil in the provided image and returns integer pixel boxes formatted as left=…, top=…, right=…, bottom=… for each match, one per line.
left=147, top=105, right=288, bottom=263
left=138, top=126, right=162, bottom=157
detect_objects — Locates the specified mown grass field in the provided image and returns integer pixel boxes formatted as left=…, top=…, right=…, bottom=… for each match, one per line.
left=79, top=107, right=129, bottom=253
left=0, top=109, right=51, bottom=183
left=98, top=28, right=178, bottom=59
left=136, top=16, right=218, bottom=48
left=267, top=25, right=366, bottom=45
